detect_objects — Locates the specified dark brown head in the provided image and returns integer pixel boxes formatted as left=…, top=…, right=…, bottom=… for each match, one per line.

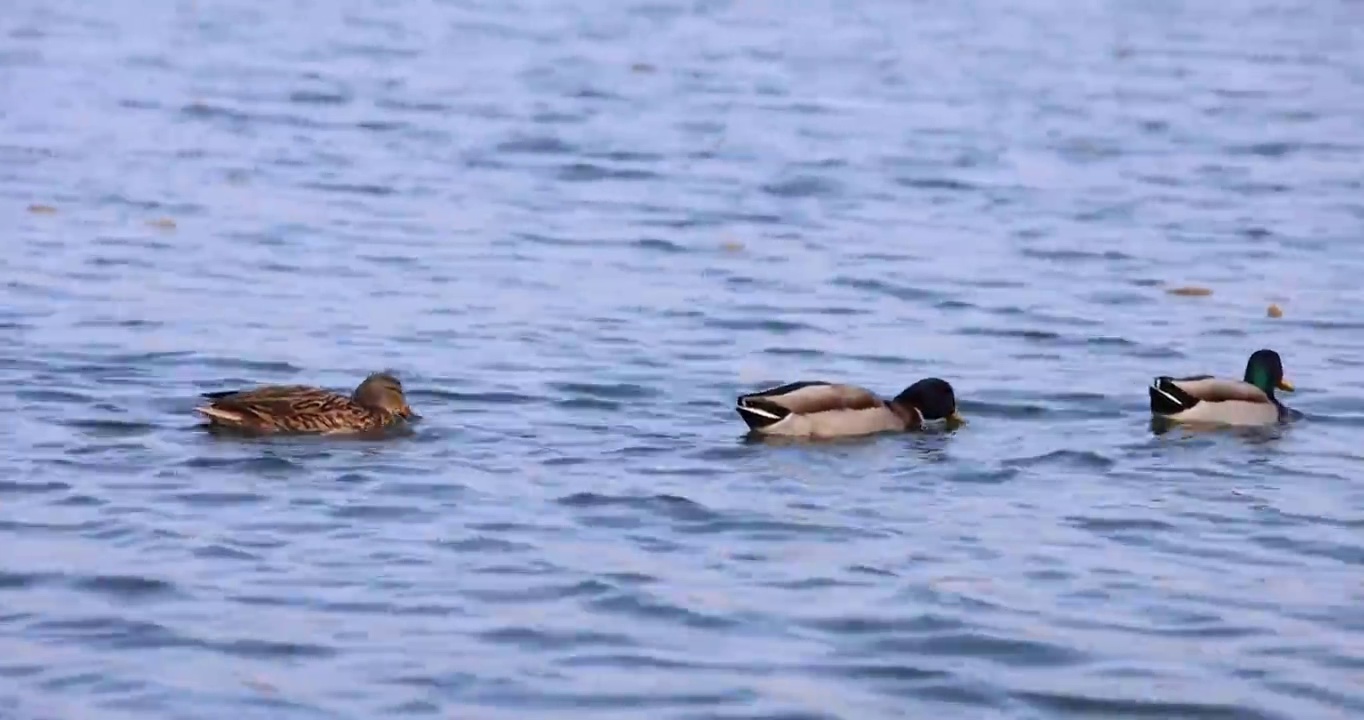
left=892, top=378, right=962, bottom=423
left=352, top=372, right=416, bottom=419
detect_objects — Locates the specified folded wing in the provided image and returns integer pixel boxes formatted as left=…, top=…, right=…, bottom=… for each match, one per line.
left=1167, top=376, right=1270, bottom=404
left=197, top=385, right=355, bottom=427
left=738, top=381, right=883, bottom=415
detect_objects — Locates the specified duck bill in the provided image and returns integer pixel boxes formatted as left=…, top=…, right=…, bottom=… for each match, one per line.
left=947, top=410, right=966, bottom=424
left=1277, top=379, right=1294, bottom=392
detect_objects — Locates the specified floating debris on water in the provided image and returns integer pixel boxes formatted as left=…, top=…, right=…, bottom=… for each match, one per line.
left=1165, top=285, right=1213, bottom=296
left=147, top=217, right=177, bottom=230
left=241, top=676, right=278, bottom=695
left=1267, top=303, right=1283, bottom=318
left=27, top=203, right=57, bottom=214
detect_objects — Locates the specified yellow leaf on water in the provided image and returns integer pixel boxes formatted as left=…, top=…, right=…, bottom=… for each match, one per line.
left=1267, top=303, right=1283, bottom=318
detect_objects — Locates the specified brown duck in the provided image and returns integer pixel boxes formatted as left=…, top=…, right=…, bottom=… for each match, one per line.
left=195, top=372, right=417, bottom=435
left=735, top=377, right=962, bottom=438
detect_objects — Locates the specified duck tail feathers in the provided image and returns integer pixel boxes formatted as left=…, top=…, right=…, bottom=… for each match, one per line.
left=736, top=396, right=789, bottom=431
left=1149, top=376, right=1197, bottom=415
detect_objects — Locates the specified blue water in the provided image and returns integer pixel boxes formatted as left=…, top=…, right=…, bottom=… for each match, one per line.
left=3, top=0, right=1364, bottom=718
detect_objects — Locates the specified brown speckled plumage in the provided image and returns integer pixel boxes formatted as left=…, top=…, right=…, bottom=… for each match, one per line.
left=195, top=372, right=416, bottom=435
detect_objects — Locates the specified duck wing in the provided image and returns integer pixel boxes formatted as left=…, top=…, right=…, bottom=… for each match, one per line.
left=1165, top=376, right=1271, bottom=404
left=739, top=381, right=883, bottom=415
left=197, top=385, right=360, bottom=431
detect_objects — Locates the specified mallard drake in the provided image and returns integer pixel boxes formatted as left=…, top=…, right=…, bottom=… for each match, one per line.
left=195, top=372, right=417, bottom=435
left=1148, top=349, right=1294, bottom=426
left=736, top=377, right=962, bottom=438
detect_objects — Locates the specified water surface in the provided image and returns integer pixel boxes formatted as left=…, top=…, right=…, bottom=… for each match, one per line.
left=2, top=0, right=1363, bottom=718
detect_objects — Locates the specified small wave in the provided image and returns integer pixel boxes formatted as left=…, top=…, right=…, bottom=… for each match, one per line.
left=330, top=503, right=431, bottom=521
left=68, top=574, right=180, bottom=600
left=437, top=536, right=535, bottom=554
left=761, top=346, right=825, bottom=358
left=761, top=176, right=843, bottom=198
left=940, top=467, right=1022, bottom=484
left=1021, top=248, right=1135, bottom=262
left=462, top=579, right=615, bottom=605
left=61, top=419, right=157, bottom=437
left=1252, top=534, right=1364, bottom=566
left=29, top=616, right=191, bottom=650
left=633, top=237, right=688, bottom=254
left=557, top=163, right=659, bottom=182
left=1016, top=690, right=1277, bottom=720
left=1066, top=516, right=1177, bottom=533
left=959, top=400, right=1048, bottom=419
left=0, top=479, right=71, bottom=495
left=808, top=660, right=950, bottom=682
left=300, top=181, right=395, bottom=197
left=681, top=517, right=888, bottom=541
left=1004, top=450, right=1116, bottom=471
left=192, top=357, right=302, bottom=373
left=895, top=176, right=976, bottom=192
left=467, top=685, right=755, bottom=711
left=704, top=317, right=824, bottom=333
left=181, top=101, right=326, bottom=131
left=763, top=576, right=873, bottom=590
left=192, top=544, right=260, bottom=562
left=411, top=389, right=539, bottom=406
left=476, top=626, right=637, bottom=651
left=495, top=135, right=577, bottom=155
left=556, top=652, right=709, bottom=670
left=554, top=397, right=621, bottom=411
left=557, top=492, right=717, bottom=523
left=287, top=89, right=351, bottom=106
left=0, top=571, right=60, bottom=590
left=832, top=276, right=942, bottom=302
left=958, top=327, right=1063, bottom=342
left=587, top=589, right=738, bottom=630
left=179, top=456, right=305, bottom=473
left=167, top=490, right=267, bottom=507
left=211, top=637, right=337, bottom=659
left=548, top=382, right=659, bottom=401
left=870, top=631, right=1088, bottom=667
left=586, top=149, right=665, bottom=164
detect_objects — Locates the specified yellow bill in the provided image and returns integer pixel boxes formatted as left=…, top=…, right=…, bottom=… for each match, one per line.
left=1277, top=379, right=1294, bottom=392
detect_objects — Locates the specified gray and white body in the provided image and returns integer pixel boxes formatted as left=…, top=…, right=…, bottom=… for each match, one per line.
left=1147, top=349, right=1294, bottom=427
left=736, top=378, right=961, bottom=439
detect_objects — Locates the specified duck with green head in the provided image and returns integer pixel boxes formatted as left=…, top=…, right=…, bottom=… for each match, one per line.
left=1148, top=349, right=1295, bottom=426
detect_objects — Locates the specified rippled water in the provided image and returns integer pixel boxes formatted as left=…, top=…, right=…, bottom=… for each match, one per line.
left=4, top=0, right=1364, bottom=718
